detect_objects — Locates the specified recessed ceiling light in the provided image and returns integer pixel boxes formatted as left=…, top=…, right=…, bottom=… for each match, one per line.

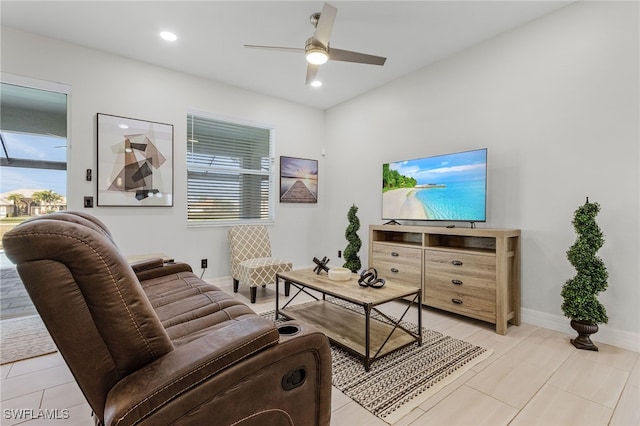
left=118, top=124, right=129, bottom=129
left=310, top=80, right=323, bottom=88
left=160, top=31, right=177, bottom=42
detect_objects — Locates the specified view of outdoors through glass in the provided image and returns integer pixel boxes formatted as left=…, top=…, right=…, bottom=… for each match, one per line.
left=0, top=82, right=67, bottom=319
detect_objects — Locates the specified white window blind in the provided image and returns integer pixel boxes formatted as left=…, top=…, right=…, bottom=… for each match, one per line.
left=187, top=113, right=274, bottom=224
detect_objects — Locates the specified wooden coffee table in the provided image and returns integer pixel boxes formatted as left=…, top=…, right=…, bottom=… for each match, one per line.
left=276, top=269, right=422, bottom=371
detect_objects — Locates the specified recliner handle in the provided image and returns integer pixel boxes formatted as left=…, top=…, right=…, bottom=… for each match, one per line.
left=282, top=367, right=307, bottom=391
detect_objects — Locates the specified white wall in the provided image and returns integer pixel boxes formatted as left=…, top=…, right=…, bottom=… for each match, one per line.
left=2, top=1, right=638, bottom=351
left=323, top=1, right=639, bottom=350
left=0, top=27, right=326, bottom=278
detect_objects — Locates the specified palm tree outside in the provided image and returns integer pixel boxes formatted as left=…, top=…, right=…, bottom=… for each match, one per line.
left=32, top=190, right=63, bottom=214
left=6, top=193, right=23, bottom=217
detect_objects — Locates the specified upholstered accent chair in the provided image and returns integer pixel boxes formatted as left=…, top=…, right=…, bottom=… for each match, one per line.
left=228, top=225, right=292, bottom=303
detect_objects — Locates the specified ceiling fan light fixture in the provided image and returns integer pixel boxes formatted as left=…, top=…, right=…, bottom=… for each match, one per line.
left=306, top=48, right=328, bottom=65
left=246, top=4, right=386, bottom=85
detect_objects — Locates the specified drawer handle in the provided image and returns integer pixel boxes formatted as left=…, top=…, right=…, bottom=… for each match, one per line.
left=451, top=260, right=464, bottom=266
left=452, top=298, right=463, bottom=305
left=391, top=252, right=399, bottom=257
left=390, top=268, right=399, bottom=273
left=451, top=279, right=463, bottom=286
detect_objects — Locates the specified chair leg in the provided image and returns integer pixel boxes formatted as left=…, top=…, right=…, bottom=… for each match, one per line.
left=233, top=279, right=239, bottom=293
left=285, top=280, right=291, bottom=297
left=250, top=287, right=257, bottom=304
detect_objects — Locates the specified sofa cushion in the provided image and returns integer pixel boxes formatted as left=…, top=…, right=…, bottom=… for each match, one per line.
left=140, top=270, right=266, bottom=347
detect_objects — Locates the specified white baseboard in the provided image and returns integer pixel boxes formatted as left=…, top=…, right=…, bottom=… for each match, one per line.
left=521, top=308, right=640, bottom=353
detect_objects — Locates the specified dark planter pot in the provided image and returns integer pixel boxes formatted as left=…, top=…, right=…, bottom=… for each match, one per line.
left=570, top=319, right=599, bottom=351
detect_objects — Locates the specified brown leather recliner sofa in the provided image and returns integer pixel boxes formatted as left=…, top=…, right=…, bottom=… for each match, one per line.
left=2, top=212, right=332, bottom=426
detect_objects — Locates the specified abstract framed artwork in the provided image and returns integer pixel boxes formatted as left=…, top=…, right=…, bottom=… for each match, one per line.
left=97, top=113, right=174, bottom=206
left=280, top=156, right=318, bottom=203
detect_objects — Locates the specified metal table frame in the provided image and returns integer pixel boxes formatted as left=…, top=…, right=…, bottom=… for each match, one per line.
left=276, top=271, right=422, bottom=371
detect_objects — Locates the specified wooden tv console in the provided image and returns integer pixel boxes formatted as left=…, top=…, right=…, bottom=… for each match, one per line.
left=369, top=224, right=521, bottom=335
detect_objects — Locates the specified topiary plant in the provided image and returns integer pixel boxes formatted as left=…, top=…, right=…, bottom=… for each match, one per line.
left=343, top=204, right=362, bottom=273
left=561, top=198, right=609, bottom=323
left=560, top=198, right=608, bottom=350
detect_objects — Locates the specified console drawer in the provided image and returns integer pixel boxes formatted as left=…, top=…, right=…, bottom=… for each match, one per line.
left=425, top=286, right=496, bottom=322
left=425, top=273, right=494, bottom=296
left=370, top=243, right=421, bottom=289
left=424, top=249, right=496, bottom=281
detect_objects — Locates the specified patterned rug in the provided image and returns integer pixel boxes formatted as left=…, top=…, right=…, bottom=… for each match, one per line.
left=0, top=315, right=57, bottom=364
left=262, top=300, right=491, bottom=424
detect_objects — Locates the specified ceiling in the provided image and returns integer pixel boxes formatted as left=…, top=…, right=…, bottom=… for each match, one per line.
left=1, top=1, right=571, bottom=110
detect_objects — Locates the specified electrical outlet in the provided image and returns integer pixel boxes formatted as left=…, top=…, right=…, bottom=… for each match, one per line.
left=84, top=196, right=93, bottom=208
left=201, top=259, right=208, bottom=269
left=338, top=250, right=342, bottom=258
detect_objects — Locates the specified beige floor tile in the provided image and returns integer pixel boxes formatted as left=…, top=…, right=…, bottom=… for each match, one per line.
left=549, top=354, right=628, bottom=408
left=500, top=321, right=539, bottom=341
left=628, top=357, right=640, bottom=387
left=467, top=355, right=554, bottom=409
left=393, top=407, right=425, bottom=426
left=465, top=324, right=537, bottom=373
left=435, top=318, right=490, bottom=340
left=469, top=350, right=502, bottom=374
left=1, top=362, right=13, bottom=379
left=417, top=370, right=477, bottom=413
left=21, top=402, right=94, bottom=426
left=609, top=384, right=639, bottom=426
left=0, top=364, right=74, bottom=401
left=331, top=387, right=352, bottom=412
left=507, top=327, right=575, bottom=370
left=6, top=352, right=65, bottom=377
left=411, top=306, right=465, bottom=330
left=41, top=381, right=87, bottom=411
left=511, top=384, right=612, bottom=425
left=330, top=401, right=388, bottom=426
left=0, top=390, right=43, bottom=426
left=412, top=385, right=518, bottom=425
left=571, top=341, right=639, bottom=372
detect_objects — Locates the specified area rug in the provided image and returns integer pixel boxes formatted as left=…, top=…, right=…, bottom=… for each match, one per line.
left=0, top=315, right=57, bottom=364
left=261, top=301, right=492, bottom=424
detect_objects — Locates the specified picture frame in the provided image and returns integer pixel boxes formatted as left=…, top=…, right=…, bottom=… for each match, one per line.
left=97, top=113, right=173, bottom=206
left=280, top=156, right=318, bottom=203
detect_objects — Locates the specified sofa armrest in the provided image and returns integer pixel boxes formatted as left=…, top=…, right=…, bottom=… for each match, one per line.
left=130, top=258, right=165, bottom=273
left=104, top=316, right=279, bottom=425
left=104, top=320, right=331, bottom=426
left=132, top=260, right=193, bottom=282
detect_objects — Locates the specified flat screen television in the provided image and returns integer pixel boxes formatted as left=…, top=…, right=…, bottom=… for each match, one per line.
left=382, top=148, right=487, bottom=223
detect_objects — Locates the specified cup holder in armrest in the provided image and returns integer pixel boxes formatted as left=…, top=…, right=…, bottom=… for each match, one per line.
left=278, top=324, right=301, bottom=336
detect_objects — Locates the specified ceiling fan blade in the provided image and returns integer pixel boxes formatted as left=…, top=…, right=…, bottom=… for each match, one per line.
left=244, top=44, right=304, bottom=54
left=328, top=48, right=387, bottom=66
left=305, top=63, right=320, bottom=85
left=313, top=2, right=337, bottom=47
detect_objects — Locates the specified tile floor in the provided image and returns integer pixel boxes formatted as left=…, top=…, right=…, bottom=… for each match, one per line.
left=1, top=278, right=638, bottom=425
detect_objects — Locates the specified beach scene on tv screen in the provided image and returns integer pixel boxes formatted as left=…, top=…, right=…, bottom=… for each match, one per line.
left=382, top=149, right=487, bottom=221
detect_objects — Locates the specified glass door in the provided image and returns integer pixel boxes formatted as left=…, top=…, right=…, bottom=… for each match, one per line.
left=0, top=79, right=69, bottom=319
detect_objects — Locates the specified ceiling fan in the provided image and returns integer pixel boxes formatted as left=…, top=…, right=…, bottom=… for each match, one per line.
left=244, top=2, right=387, bottom=85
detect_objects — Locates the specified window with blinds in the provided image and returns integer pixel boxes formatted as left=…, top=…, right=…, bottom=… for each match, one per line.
left=187, top=113, right=274, bottom=224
